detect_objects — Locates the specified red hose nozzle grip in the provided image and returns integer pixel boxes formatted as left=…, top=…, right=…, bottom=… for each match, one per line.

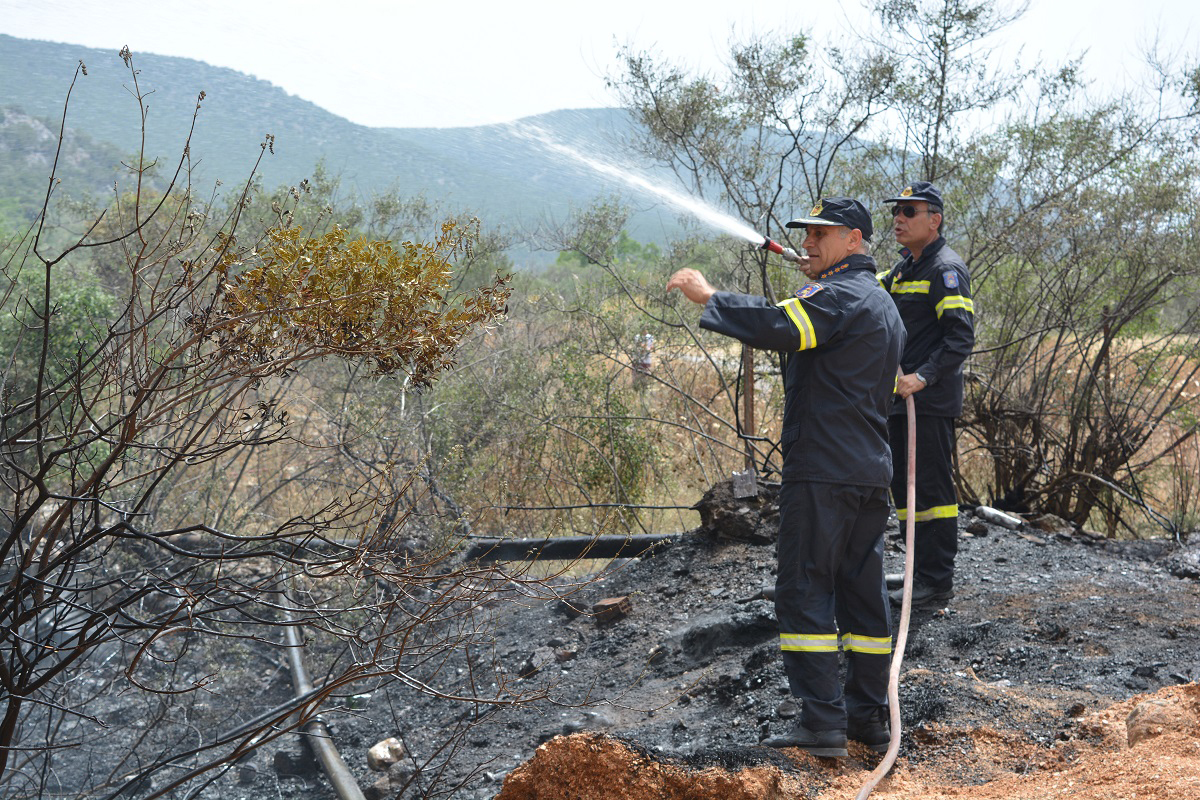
left=760, top=237, right=803, bottom=265
left=761, top=238, right=785, bottom=255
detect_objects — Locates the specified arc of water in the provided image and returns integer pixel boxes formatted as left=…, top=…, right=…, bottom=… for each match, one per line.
left=510, top=122, right=767, bottom=246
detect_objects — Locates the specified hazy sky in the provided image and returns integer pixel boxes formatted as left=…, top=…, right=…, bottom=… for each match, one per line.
left=3, top=0, right=1196, bottom=128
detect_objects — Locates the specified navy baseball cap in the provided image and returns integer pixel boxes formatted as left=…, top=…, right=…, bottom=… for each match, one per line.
left=785, top=197, right=874, bottom=241
left=883, top=181, right=943, bottom=209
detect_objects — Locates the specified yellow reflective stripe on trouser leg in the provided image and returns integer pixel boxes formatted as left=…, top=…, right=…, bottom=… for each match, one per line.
left=839, top=633, right=893, bottom=655
left=935, top=295, right=975, bottom=318
left=779, top=633, right=839, bottom=652
left=896, top=504, right=959, bottom=522
left=776, top=298, right=818, bottom=351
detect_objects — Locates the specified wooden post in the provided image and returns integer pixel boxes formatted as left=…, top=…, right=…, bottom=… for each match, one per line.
left=742, top=344, right=756, bottom=471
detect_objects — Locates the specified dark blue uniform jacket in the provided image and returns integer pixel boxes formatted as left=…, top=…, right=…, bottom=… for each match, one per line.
left=700, top=255, right=905, bottom=488
left=878, top=237, right=975, bottom=417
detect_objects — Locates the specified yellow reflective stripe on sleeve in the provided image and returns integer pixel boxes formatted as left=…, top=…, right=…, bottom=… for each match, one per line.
left=935, top=295, right=975, bottom=318
left=891, top=280, right=930, bottom=295
left=876, top=271, right=890, bottom=287
left=779, top=633, right=839, bottom=653
left=839, top=633, right=893, bottom=655
left=777, top=298, right=818, bottom=351
left=895, top=504, right=959, bottom=522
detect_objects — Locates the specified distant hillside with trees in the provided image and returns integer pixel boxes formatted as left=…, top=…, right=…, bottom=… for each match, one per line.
left=0, top=34, right=693, bottom=257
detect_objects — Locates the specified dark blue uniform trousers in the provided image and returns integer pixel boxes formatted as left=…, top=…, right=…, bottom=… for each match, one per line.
left=774, top=481, right=892, bottom=732
left=889, top=413, right=959, bottom=590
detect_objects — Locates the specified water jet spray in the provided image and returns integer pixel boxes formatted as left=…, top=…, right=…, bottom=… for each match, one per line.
left=511, top=123, right=809, bottom=267
left=509, top=123, right=813, bottom=269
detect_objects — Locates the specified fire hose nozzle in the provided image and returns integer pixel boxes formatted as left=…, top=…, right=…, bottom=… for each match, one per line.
left=760, top=238, right=803, bottom=265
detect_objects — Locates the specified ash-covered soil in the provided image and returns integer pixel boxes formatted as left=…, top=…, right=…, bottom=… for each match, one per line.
left=212, top=482, right=1200, bottom=799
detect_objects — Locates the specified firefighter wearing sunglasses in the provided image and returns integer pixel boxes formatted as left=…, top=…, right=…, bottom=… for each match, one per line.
left=878, top=181, right=975, bottom=609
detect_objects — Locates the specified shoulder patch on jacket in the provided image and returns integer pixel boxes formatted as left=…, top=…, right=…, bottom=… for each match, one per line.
left=797, top=283, right=824, bottom=299
left=943, top=271, right=959, bottom=289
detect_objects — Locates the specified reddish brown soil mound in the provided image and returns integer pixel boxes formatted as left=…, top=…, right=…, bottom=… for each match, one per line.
left=499, top=685, right=1200, bottom=800
left=496, top=733, right=807, bottom=800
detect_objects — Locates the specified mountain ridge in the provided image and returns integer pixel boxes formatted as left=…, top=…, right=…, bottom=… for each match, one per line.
left=1, top=34, right=694, bottom=258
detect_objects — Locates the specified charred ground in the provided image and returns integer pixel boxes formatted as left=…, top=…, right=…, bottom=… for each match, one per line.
left=130, top=481, right=1200, bottom=799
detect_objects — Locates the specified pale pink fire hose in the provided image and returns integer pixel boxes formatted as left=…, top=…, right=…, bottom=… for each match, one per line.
left=854, top=387, right=917, bottom=800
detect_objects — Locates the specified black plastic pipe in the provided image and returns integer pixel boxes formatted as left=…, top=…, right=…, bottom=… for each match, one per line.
left=462, top=533, right=680, bottom=563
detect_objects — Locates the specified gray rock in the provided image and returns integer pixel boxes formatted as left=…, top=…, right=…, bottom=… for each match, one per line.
left=367, top=736, right=407, bottom=772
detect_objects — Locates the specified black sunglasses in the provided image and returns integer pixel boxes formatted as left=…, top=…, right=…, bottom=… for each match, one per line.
left=891, top=204, right=942, bottom=217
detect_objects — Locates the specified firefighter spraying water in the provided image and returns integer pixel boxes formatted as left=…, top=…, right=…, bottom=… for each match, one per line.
left=517, top=123, right=918, bottom=794
left=667, top=198, right=904, bottom=762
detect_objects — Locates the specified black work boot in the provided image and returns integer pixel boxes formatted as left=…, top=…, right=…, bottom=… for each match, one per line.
left=889, top=580, right=953, bottom=608
left=761, top=722, right=848, bottom=757
left=848, top=709, right=891, bottom=753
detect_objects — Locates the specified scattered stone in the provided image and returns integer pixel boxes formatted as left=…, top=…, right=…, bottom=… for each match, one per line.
left=365, top=762, right=416, bottom=800
left=519, top=646, right=557, bottom=678
left=965, top=520, right=988, bottom=535
left=1132, top=662, right=1166, bottom=679
left=592, top=596, right=632, bottom=624
left=776, top=698, right=799, bottom=719
left=692, top=477, right=779, bottom=544
left=1030, top=513, right=1074, bottom=534
left=367, top=736, right=408, bottom=772
left=555, top=647, right=578, bottom=663
left=272, top=749, right=317, bottom=778
left=563, top=710, right=616, bottom=734
left=1126, top=697, right=1191, bottom=747
left=1163, top=544, right=1200, bottom=580
left=556, top=599, right=586, bottom=619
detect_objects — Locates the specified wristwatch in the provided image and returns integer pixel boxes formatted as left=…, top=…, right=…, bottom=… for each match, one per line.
left=914, top=372, right=928, bottom=386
